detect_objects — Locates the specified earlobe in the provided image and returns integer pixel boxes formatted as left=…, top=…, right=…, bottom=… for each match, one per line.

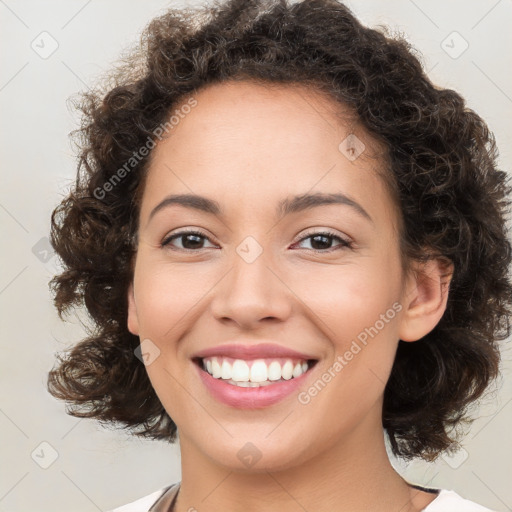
left=127, top=282, right=140, bottom=336
left=398, top=257, right=454, bottom=342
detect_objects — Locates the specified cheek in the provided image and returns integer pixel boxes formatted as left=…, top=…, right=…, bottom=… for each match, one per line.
left=292, top=276, right=401, bottom=434
left=131, top=258, right=200, bottom=416
left=294, top=256, right=402, bottom=343
left=292, top=254, right=403, bottom=394
left=133, top=257, right=213, bottom=337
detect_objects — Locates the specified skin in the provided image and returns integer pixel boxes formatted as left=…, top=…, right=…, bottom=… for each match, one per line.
left=127, top=81, right=453, bottom=512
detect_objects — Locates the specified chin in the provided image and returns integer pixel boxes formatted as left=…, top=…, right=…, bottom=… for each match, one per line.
left=195, top=433, right=315, bottom=474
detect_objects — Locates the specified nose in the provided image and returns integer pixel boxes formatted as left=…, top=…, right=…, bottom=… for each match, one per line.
left=210, top=248, right=293, bottom=330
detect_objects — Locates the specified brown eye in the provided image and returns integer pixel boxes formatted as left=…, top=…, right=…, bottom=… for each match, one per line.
left=294, top=230, right=353, bottom=252
left=161, top=230, right=215, bottom=251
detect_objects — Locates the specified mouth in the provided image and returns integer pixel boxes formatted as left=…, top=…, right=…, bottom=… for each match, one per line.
left=192, top=356, right=319, bottom=408
left=192, top=356, right=318, bottom=387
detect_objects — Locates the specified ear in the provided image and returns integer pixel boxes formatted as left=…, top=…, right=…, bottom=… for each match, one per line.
left=398, top=257, right=454, bottom=342
left=127, top=281, right=140, bottom=336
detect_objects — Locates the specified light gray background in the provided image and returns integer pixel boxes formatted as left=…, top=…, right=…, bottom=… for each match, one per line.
left=1, top=1, right=511, bottom=511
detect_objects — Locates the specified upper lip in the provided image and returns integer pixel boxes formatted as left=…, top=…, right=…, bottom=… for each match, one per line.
left=192, top=343, right=318, bottom=361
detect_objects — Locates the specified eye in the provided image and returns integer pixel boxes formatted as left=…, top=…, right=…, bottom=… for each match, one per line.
left=161, top=229, right=216, bottom=251
left=161, top=228, right=353, bottom=253
left=293, top=230, right=353, bottom=253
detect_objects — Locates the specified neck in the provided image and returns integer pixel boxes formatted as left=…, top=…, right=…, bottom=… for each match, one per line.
left=173, top=403, right=430, bottom=512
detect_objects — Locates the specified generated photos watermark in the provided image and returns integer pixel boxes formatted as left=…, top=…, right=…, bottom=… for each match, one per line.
left=93, top=96, right=198, bottom=200
left=297, top=301, right=403, bottom=405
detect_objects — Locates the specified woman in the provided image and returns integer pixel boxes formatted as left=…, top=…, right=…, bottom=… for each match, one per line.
left=47, top=0, right=512, bottom=511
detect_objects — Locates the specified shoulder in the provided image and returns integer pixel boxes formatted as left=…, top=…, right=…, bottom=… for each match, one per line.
left=106, top=483, right=179, bottom=512
left=423, top=489, right=497, bottom=512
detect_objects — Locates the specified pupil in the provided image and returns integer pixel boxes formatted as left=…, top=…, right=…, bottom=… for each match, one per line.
left=183, top=234, right=203, bottom=249
left=311, top=235, right=330, bottom=250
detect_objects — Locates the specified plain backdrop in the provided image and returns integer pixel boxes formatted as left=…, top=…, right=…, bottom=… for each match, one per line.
left=1, top=1, right=511, bottom=511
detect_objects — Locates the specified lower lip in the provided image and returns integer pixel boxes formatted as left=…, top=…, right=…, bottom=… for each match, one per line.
left=195, top=361, right=314, bottom=409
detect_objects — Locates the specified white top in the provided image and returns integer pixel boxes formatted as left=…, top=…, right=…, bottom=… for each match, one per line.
left=107, top=483, right=497, bottom=512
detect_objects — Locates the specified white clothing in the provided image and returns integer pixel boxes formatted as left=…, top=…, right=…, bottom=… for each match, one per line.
left=107, top=482, right=497, bottom=511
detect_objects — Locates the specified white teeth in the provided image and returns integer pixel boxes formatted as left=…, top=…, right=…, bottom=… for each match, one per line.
left=267, top=361, right=282, bottom=381
left=231, top=359, right=250, bottom=381
left=221, top=359, right=232, bottom=380
left=292, top=362, right=303, bottom=378
left=201, top=356, right=312, bottom=385
left=250, top=360, right=268, bottom=382
left=281, top=360, right=294, bottom=380
left=226, top=379, right=275, bottom=387
left=211, top=358, right=222, bottom=378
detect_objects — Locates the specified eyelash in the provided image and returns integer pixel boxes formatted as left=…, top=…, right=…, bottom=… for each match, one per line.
left=161, top=229, right=353, bottom=253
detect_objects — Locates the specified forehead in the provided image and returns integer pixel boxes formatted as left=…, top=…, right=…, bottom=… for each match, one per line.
left=168, top=80, right=357, bottom=154
left=141, top=80, right=396, bottom=227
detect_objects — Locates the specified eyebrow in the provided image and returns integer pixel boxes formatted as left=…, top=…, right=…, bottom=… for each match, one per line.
left=147, top=192, right=373, bottom=225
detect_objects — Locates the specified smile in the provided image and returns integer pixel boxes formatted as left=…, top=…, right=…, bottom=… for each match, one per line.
left=193, top=356, right=318, bottom=408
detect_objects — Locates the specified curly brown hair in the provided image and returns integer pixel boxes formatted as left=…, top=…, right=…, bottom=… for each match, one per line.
left=47, top=0, right=512, bottom=462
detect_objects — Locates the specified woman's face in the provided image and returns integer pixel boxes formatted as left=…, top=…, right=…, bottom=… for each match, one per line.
left=127, top=81, right=413, bottom=471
